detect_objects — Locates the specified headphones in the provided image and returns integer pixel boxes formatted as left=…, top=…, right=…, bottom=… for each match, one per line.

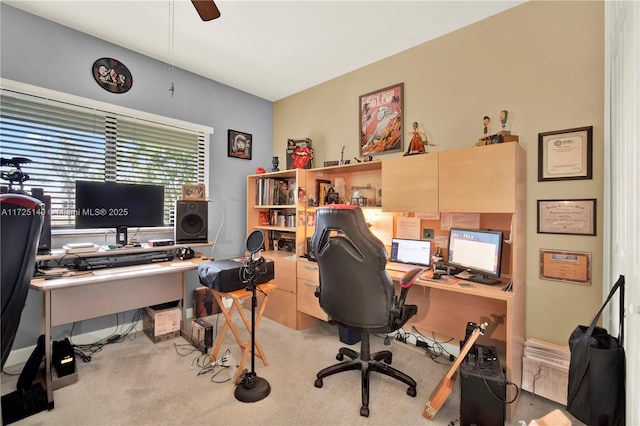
left=177, top=247, right=195, bottom=260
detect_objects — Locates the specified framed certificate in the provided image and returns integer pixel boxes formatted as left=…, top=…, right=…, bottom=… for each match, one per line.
left=537, top=199, right=596, bottom=236
left=540, top=249, right=591, bottom=285
left=538, top=126, right=593, bottom=181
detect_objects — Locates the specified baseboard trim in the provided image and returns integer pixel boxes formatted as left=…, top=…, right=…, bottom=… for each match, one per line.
left=5, top=308, right=194, bottom=368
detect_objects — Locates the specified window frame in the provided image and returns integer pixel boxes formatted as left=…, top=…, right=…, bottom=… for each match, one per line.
left=0, top=79, right=213, bottom=236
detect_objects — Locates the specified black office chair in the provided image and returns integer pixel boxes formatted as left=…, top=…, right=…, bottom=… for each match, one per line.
left=311, top=204, right=422, bottom=417
left=1, top=193, right=45, bottom=369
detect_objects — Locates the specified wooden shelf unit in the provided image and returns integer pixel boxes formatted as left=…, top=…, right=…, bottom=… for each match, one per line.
left=246, top=169, right=317, bottom=330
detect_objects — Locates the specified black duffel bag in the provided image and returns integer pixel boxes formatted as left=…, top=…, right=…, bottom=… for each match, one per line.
left=567, top=275, right=625, bottom=425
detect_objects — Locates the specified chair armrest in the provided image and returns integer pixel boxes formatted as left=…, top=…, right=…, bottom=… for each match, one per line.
left=399, top=268, right=424, bottom=289
left=390, top=268, right=424, bottom=328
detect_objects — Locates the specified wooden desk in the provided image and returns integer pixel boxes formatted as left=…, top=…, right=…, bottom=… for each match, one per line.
left=386, top=269, right=525, bottom=420
left=30, top=255, right=208, bottom=408
left=210, top=282, right=277, bottom=384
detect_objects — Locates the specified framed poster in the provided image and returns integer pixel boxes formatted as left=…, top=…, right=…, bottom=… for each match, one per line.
left=228, top=129, right=252, bottom=160
left=359, top=83, right=403, bottom=157
left=540, top=249, right=591, bottom=285
left=538, top=126, right=593, bottom=181
left=537, top=199, right=596, bottom=236
left=286, top=138, right=313, bottom=169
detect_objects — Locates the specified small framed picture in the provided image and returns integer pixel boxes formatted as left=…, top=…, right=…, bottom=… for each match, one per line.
left=182, top=184, right=206, bottom=200
left=538, top=126, right=593, bottom=181
left=228, top=129, right=252, bottom=160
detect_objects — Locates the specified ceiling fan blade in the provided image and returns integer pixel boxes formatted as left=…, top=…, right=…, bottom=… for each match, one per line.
left=191, top=0, right=221, bottom=21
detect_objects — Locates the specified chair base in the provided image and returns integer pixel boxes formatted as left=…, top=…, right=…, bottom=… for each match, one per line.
left=314, top=333, right=417, bottom=417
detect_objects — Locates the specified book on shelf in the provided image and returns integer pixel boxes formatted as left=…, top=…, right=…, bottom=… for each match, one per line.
left=255, top=178, right=297, bottom=206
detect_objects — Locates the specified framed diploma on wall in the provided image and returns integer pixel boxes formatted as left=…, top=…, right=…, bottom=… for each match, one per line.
left=537, top=199, right=596, bottom=236
left=538, top=126, right=593, bottom=181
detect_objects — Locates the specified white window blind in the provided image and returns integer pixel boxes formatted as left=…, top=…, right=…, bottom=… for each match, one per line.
left=0, top=90, right=205, bottom=228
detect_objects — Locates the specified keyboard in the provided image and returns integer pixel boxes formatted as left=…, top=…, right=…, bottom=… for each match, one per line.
left=73, top=251, right=174, bottom=271
left=386, top=262, right=425, bottom=273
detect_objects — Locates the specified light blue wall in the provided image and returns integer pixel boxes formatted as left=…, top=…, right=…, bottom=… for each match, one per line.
left=1, top=4, right=273, bottom=351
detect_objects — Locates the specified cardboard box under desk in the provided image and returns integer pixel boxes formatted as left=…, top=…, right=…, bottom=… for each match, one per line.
left=142, top=306, right=181, bottom=343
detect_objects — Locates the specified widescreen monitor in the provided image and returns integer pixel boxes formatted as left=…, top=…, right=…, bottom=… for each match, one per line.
left=75, top=180, right=164, bottom=245
left=446, top=228, right=503, bottom=285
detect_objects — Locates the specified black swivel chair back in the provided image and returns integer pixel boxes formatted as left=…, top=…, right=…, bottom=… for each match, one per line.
left=1, top=194, right=45, bottom=369
left=311, top=204, right=423, bottom=417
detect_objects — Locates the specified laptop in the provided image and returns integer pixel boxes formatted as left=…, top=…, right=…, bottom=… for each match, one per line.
left=387, top=238, right=431, bottom=272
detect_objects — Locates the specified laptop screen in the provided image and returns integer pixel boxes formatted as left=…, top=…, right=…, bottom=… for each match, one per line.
left=390, top=238, right=431, bottom=267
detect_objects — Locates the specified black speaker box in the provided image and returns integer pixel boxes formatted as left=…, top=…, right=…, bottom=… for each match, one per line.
left=460, top=345, right=506, bottom=426
left=31, top=191, right=51, bottom=255
left=175, top=200, right=208, bottom=243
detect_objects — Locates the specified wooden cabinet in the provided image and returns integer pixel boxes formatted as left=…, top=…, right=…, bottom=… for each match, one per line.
left=439, top=142, right=524, bottom=213
left=381, top=153, right=439, bottom=212
left=296, top=259, right=328, bottom=321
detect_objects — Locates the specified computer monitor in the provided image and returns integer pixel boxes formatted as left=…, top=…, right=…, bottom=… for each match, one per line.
left=446, top=228, right=503, bottom=285
left=75, top=180, right=164, bottom=246
left=390, top=238, right=431, bottom=267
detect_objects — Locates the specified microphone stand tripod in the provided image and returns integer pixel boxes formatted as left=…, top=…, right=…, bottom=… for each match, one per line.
left=234, top=252, right=271, bottom=402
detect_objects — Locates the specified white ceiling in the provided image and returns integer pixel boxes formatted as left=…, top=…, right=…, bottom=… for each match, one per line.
left=4, top=0, right=525, bottom=101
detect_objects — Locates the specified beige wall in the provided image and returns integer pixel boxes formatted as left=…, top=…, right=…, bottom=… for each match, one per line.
left=273, top=1, right=604, bottom=345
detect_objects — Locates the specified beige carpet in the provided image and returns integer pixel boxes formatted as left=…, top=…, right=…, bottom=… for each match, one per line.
left=2, top=313, right=581, bottom=425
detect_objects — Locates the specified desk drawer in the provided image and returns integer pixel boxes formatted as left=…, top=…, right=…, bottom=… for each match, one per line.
left=297, top=261, right=319, bottom=282
left=297, top=278, right=328, bottom=321
left=274, top=257, right=296, bottom=294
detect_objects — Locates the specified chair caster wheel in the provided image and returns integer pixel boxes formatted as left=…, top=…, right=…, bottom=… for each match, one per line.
left=336, top=353, right=344, bottom=361
left=407, top=387, right=417, bottom=397
left=360, top=406, right=369, bottom=417
left=314, top=378, right=323, bottom=388
left=383, top=356, right=392, bottom=364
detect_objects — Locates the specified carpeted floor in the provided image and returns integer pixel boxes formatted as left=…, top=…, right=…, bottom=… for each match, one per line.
left=1, top=312, right=581, bottom=425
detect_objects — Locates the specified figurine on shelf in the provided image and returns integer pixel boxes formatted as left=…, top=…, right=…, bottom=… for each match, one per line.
left=483, top=115, right=491, bottom=136
left=271, top=156, right=280, bottom=172
left=499, top=110, right=510, bottom=135
left=404, top=121, right=434, bottom=156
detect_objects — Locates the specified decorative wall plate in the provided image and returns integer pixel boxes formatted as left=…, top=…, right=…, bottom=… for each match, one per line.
left=92, top=58, right=133, bottom=93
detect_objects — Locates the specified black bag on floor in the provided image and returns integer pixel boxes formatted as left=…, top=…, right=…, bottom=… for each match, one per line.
left=567, top=275, right=625, bottom=425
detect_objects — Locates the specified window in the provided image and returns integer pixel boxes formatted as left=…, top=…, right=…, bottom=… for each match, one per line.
left=0, top=88, right=208, bottom=229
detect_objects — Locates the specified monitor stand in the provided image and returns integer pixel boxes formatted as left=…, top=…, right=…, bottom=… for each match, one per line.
left=116, top=226, right=128, bottom=247
left=467, top=273, right=501, bottom=286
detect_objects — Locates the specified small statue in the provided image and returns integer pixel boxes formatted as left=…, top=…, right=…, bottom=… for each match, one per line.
left=499, top=110, right=510, bottom=134
left=405, top=121, right=434, bottom=156
left=483, top=116, right=491, bottom=136
left=271, top=156, right=280, bottom=172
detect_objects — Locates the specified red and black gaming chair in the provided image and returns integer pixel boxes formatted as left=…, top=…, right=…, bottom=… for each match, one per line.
left=1, top=194, right=45, bottom=369
left=311, top=204, right=422, bottom=417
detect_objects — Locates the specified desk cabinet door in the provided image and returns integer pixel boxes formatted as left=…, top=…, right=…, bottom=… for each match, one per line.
left=382, top=154, right=438, bottom=212
left=439, top=143, right=523, bottom=213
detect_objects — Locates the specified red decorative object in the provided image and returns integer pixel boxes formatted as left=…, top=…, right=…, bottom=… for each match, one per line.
left=255, top=167, right=266, bottom=174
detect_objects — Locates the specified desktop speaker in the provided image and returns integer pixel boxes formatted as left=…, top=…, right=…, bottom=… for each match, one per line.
left=175, top=200, right=208, bottom=243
